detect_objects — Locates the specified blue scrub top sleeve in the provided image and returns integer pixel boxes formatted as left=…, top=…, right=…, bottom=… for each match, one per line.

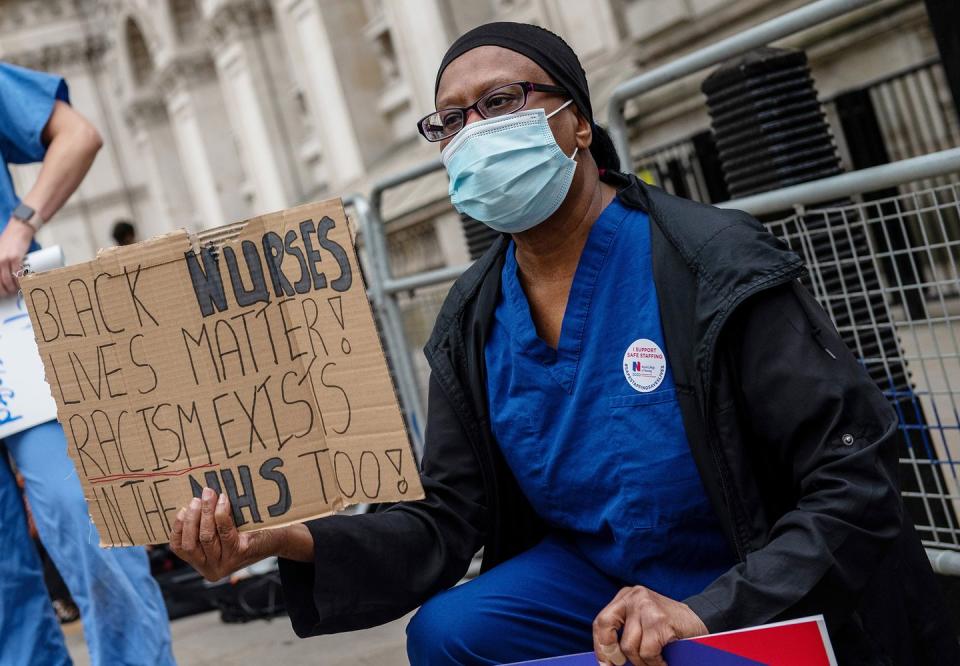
left=0, top=62, right=71, bottom=165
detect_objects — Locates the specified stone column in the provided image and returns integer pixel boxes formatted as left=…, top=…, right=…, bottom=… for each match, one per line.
left=274, top=0, right=366, bottom=189
left=158, top=51, right=250, bottom=229
left=547, top=0, right=621, bottom=62
left=208, top=0, right=307, bottom=213
left=381, top=0, right=450, bottom=118
left=125, top=95, right=196, bottom=234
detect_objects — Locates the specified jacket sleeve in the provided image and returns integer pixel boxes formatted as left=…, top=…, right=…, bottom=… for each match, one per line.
left=278, top=372, right=487, bottom=636
left=683, top=281, right=903, bottom=632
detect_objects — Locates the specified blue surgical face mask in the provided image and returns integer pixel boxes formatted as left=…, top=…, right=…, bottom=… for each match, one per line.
left=441, top=100, right=578, bottom=234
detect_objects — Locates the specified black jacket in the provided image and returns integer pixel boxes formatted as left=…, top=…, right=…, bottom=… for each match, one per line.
left=279, top=173, right=958, bottom=663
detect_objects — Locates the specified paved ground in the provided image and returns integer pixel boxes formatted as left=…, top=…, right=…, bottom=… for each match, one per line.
left=64, top=610, right=412, bottom=665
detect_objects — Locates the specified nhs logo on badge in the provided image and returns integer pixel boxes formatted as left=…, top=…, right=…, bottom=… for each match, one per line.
left=622, top=338, right=666, bottom=393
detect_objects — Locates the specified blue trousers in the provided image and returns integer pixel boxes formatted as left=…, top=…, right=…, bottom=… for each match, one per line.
left=407, top=535, right=623, bottom=665
left=0, top=421, right=175, bottom=666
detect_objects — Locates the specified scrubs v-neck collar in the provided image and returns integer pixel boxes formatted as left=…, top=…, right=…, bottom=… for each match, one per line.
left=501, top=198, right=632, bottom=393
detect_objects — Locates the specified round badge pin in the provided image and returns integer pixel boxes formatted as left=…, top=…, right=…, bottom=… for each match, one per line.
left=622, top=338, right=666, bottom=393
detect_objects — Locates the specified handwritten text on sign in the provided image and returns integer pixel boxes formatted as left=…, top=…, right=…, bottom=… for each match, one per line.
left=23, top=199, right=423, bottom=546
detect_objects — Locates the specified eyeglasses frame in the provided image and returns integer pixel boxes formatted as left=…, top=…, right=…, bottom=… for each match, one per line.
left=417, top=80, right=568, bottom=142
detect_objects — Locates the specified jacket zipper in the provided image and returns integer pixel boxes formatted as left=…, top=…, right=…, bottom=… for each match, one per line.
left=699, top=267, right=805, bottom=562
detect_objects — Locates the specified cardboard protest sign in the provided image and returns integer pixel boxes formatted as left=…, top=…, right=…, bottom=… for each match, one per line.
left=0, top=247, right=64, bottom=438
left=23, top=199, right=423, bottom=546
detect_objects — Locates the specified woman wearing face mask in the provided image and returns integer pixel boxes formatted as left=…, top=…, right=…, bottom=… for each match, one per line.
left=170, top=22, right=957, bottom=666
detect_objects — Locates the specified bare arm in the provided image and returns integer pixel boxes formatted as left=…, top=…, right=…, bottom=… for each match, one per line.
left=0, top=100, right=102, bottom=294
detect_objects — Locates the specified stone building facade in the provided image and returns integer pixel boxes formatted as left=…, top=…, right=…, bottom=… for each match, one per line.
left=0, top=0, right=946, bottom=271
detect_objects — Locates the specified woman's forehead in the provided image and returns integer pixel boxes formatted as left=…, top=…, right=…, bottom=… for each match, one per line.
left=436, top=45, right=553, bottom=108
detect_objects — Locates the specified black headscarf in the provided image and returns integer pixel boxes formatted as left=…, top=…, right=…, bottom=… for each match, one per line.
left=435, top=22, right=621, bottom=172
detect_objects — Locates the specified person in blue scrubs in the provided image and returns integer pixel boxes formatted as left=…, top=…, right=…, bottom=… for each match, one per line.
left=0, top=61, right=175, bottom=665
left=405, top=30, right=733, bottom=664
left=407, top=197, right=734, bottom=665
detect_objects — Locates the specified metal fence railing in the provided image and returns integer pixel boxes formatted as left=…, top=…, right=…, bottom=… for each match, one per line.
left=845, top=58, right=960, bottom=168
left=607, top=0, right=878, bottom=173
left=632, top=57, right=959, bottom=208
left=764, top=184, right=960, bottom=553
left=632, top=131, right=728, bottom=204
left=715, top=150, right=960, bottom=576
left=826, top=57, right=960, bottom=191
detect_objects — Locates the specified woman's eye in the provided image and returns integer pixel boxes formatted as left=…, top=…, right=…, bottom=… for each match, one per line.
left=486, top=94, right=512, bottom=109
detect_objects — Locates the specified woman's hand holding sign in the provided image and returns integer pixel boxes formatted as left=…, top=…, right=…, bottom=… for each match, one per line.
left=593, top=585, right=707, bottom=666
left=170, top=487, right=313, bottom=581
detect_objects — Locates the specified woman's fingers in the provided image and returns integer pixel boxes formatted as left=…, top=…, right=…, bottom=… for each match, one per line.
left=168, top=491, right=250, bottom=582
left=593, top=595, right=627, bottom=666
left=619, top=613, right=645, bottom=666
left=638, top=628, right=669, bottom=666
left=169, top=507, right=185, bottom=551
left=198, top=487, right=222, bottom=566
left=594, top=586, right=705, bottom=665
left=214, top=492, right=240, bottom=553
left=176, top=496, right=205, bottom=565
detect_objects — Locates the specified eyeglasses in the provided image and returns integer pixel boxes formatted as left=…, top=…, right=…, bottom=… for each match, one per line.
left=417, top=81, right=568, bottom=142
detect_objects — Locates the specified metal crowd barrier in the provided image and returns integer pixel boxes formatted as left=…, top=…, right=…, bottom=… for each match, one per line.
left=346, top=0, right=960, bottom=574
left=738, top=158, right=960, bottom=576
left=606, top=0, right=878, bottom=172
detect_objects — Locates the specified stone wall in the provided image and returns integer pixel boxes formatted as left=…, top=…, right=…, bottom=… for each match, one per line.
left=0, top=0, right=944, bottom=278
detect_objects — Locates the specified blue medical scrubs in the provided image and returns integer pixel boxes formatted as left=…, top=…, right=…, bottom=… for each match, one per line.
left=0, top=62, right=175, bottom=666
left=408, top=198, right=733, bottom=665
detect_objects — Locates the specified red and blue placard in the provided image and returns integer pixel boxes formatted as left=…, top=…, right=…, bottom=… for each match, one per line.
left=506, top=616, right=838, bottom=666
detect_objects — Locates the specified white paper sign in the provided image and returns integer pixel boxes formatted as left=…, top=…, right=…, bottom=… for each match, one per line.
left=0, top=246, right=64, bottom=438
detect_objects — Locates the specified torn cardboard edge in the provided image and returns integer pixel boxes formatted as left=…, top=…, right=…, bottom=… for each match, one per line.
left=23, top=197, right=424, bottom=547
